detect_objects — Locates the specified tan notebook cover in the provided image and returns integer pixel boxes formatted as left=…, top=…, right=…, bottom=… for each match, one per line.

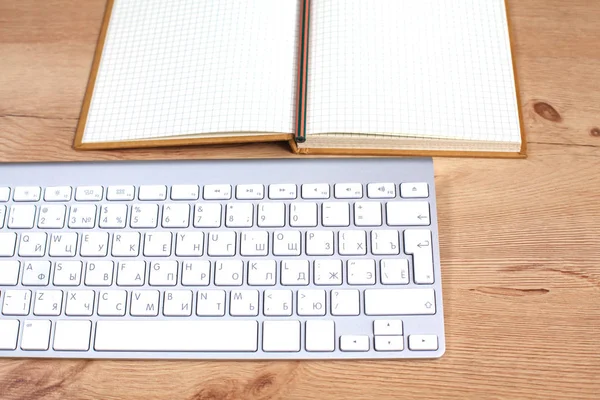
left=74, top=0, right=526, bottom=158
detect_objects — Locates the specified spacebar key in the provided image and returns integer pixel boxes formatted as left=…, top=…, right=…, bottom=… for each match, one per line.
left=95, top=320, right=258, bottom=352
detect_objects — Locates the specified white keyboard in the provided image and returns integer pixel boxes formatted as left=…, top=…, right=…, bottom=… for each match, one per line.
left=0, top=158, right=445, bottom=359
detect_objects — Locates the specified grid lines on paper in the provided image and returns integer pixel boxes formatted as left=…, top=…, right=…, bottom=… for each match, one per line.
left=305, top=0, right=521, bottom=143
left=83, top=0, right=300, bottom=143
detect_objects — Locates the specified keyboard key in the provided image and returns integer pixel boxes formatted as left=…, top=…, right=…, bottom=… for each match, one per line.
left=68, top=204, right=97, bottom=228
left=240, top=231, right=269, bottom=257
left=273, top=231, right=301, bottom=256
left=301, top=183, right=330, bottom=199
left=53, top=261, right=82, bottom=286
left=98, top=290, right=127, bottom=316
left=314, top=260, right=342, bottom=285
left=0, top=261, right=20, bottom=285
left=181, top=260, right=210, bottom=286
left=149, top=261, right=178, bottom=286
left=65, top=290, right=95, bottom=316
left=107, top=185, right=135, bottom=201
left=38, top=204, right=66, bottom=229
left=371, top=230, right=400, bottom=255
left=75, top=186, right=103, bottom=201
left=322, top=202, right=350, bottom=226
left=375, top=336, right=404, bottom=351
left=305, top=320, right=334, bottom=352
left=306, top=231, right=334, bottom=256
left=347, top=259, right=375, bottom=285
left=0, top=205, right=5, bottom=228
left=281, top=260, right=309, bottom=286
left=80, top=232, right=109, bottom=257
left=297, top=289, right=325, bottom=316
left=339, top=230, right=367, bottom=255
left=364, top=289, right=436, bottom=315
left=404, top=230, right=434, bottom=284
left=196, top=290, right=226, bottom=316
left=236, top=184, right=264, bottom=200
left=380, top=259, right=410, bottom=284
left=99, top=204, right=128, bottom=228
left=117, top=261, right=146, bottom=286
left=53, top=320, right=91, bottom=351
left=175, top=232, right=204, bottom=257
left=374, top=320, right=403, bottom=335
left=49, top=233, right=78, bottom=257
left=408, top=335, right=439, bottom=351
left=143, top=232, right=172, bottom=257
left=130, top=290, right=159, bottom=316
left=0, top=187, right=10, bottom=202
left=401, top=183, right=429, bottom=198
left=207, top=232, right=236, bottom=257
left=18, top=232, right=47, bottom=257
left=193, top=203, right=221, bottom=228
left=386, top=201, right=430, bottom=226
left=258, top=202, right=285, bottom=227
left=367, top=183, right=395, bottom=199
left=21, top=320, right=51, bottom=351
left=0, top=233, right=17, bottom=256
left=170, top=184, right=199, bottom=200
left=163, top=290, right=192, bottom=316
left=334, top=183, right=362, bottom=199
left=340, top=335, right=369, bottom=352
left=131, top=204, right=158, bottom=228
left=268, top=184, right=297, bottom=200
left=111, top=232, right=140, bottom=257
left=94, top=320, right=258, bottom=352
left=214, top=260, right=243, bottom=286
left=264, top=290, right=292, bottom=316
left=248, top=260, right=277, bottom=286
left=263, top=321, right=300, bottom=352
left=44, top=186, right=72, bottom=202
left=33, top=290, right=63, bottom=316
left=289, top=202, right=317, bottom=227
left=85, top=261, right=114, bottom=286
left=354, top=202, right=382, bottom=226
left=13, top=186, right=41, bottom=202
left=8, top=205, right=36, bottom=229
left=0, top=320, right=19, bottom=350
left=331, top=289, right=359, bottom=316
left=203, top=184, right=231, bottom=200
left=22, top=261, right=50, bottom=286
left=225, top=203, right=253, bottom=228
left=230, top=290, right=259, bottom=316
left=162, top=204, right=190, bottom=228
left=2, top=290, right=31, bottom=316
left=138, top=185, right=167, bottom=201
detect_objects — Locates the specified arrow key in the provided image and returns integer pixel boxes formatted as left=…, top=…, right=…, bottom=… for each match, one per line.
left=374, top=335, right=404, bottom=351
left=374, top=319, right=403, bottom=335
left=340, top=335, right=370, bottom=351
left=408, top=335, right=438, bottom=351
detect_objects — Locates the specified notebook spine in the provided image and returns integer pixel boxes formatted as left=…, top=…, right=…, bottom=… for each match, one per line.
left=295, top=0, right=310, bottom=143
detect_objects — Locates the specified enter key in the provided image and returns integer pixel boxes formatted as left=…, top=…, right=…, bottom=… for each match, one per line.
left=404, top=230, right=434, bottom=284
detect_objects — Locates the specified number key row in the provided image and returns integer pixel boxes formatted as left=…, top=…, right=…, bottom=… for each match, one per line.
left=0, top=201, right=430, bottom=230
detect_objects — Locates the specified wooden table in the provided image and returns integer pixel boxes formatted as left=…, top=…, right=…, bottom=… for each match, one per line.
left=1, top=0, right=599, bottom=399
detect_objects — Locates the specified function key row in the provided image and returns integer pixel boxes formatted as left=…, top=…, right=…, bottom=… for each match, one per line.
left=0, top=182, right=429, bottom=203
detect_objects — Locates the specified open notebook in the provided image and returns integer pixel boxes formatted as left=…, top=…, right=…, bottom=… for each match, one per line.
left=75, top=0, right=526, bottom=158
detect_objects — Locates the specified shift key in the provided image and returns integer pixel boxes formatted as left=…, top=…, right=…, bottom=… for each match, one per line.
left=364, top=289, right=436, bottom=315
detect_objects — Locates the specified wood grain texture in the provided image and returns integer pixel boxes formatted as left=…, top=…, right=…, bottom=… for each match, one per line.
left=0, top=0, right=599, bottom=399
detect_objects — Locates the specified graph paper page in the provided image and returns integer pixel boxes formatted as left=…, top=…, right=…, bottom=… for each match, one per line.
left=305, top=0, right=521, bottom=143
left=82, top=0, right=301, bottom=143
